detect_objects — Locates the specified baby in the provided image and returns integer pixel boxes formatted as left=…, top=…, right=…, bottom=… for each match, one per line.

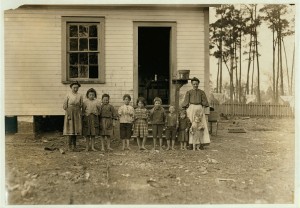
left=190, top=110, right=205, bottom=151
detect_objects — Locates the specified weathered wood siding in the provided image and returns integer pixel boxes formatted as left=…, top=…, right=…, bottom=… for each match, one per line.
left=5, top=6, right=207, bottom=116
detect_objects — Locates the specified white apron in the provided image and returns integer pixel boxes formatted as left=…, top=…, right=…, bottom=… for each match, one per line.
left=186, top=104, right=210, bottom=145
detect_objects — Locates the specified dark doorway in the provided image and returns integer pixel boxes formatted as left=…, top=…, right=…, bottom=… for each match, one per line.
left=138, top=27, right=170, bottom=105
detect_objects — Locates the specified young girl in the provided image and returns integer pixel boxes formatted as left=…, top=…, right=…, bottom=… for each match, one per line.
left=165, top=105, right=178, bottom=150
left=118, top=94, right=135, bottom=150
left=63, top=81, right=83, bottom=151
left=133, top=97, right=148, bottom=150
left=82, top=88, right=101, bottom=151
left=99, top=94, right=118, bottom=151
left=178, top=110, right=191, bottom=150
left=149, top=97, right=166, bottom=150
left=190, top=110, right=205, bottom=151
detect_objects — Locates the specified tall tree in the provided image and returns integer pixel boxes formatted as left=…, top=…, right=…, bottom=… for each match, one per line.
left=260, top=4, right=293, bottom=102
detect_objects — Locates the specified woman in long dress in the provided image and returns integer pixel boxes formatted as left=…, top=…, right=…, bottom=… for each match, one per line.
left=63, top=81, right=83, bottom=151
left=181, top=77, right=210, bottom=148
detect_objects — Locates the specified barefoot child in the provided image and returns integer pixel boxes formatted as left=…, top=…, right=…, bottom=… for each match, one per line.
left=149, top=97, right=166, bottom=150
left=63, top=81, right=83, bottom=151
left=82, top=88, right=101, bottom=151
left=99, top=94, right=118, bottom=151
left=165, top=105, right=178, bottom=150
left=118, top=94, right=135, bottom=150
left=190, top=110, right=205, bottom=151
left=178, top=110, right=191, bottom=150
left=133, top=97, right=148, bottom=150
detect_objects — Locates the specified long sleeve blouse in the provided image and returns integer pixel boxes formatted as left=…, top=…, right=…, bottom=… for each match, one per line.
left=118, top=104, right=135, bottom=123
left=99, top=104, right=118, bottom=120
left=82, top=99, right=101, bottom=116
left=63, top=92, right=83, bottom=110
left=181, top=89, right=209, bottom=109
left=149, top=106, right=166, bottom=125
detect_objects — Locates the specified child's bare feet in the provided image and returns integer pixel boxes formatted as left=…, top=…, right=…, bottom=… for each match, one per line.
left=101, top=148, right=105, bottom=152
left=91, top=148, right=97, bottom=151
left=141, top=146, right=147, bottom=150
left=107, top=147, right=113, bottom=151
left=165, top=147, right=170, bottom=151
left=171, top=147, right=175, bottom=150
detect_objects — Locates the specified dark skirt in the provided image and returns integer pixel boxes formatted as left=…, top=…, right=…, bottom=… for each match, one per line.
left=63, top=106, right=82, bottom=135
left=120, top=123, right=133, bottom=140
left=82, top=114, right=99, bottom=136
left=100, top=117, right=113, bottom=136
left=178, top=130, right=189, bottom=142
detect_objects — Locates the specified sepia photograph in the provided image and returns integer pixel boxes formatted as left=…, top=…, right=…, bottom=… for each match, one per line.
left=1, top=0, right=298, bottom=206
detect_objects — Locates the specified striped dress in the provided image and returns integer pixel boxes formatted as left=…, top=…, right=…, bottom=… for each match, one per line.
left=133, top=107, right=149, bottom=137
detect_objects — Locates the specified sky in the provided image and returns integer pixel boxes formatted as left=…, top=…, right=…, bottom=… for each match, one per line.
left=209, top=4, right=296, bottom=92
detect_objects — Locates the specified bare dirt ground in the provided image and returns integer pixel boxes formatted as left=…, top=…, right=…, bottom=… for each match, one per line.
left=5, top=117, right=295, bottom=205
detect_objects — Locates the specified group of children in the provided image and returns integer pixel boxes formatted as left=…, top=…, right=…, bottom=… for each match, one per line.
left=63, top=81, right=206, bottom=152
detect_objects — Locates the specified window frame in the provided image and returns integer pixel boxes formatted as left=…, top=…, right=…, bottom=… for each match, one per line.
left=61, top=17, right=105, bottom=84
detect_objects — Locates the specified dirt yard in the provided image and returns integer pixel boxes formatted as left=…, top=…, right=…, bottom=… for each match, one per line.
left=5, top=117, right=295, bottom=205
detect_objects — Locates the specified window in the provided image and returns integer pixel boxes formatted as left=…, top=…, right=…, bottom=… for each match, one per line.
left=62, top=17, right=105, bottom=83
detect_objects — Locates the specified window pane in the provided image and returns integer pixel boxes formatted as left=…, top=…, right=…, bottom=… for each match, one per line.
left=79, top=65, right=88, bottom=78
left=79, top=25, right=88, bottom=37
left=89, top=53, right=98, bottom=65
left=89, top=39, right=98, bottom=51
left=69, top=53, right=78, bottom=65
left=69, top=25, right=78, bottom=37
left=89, top=25, right=97, bottom=37
left=89, top=66, right=98, bottom=78
left=69, top=39, right=78, bottom=51
left=79, top=39, right=88, bottom=51
left=70, top=66, right=78, bottom=78
left=79, top=53, right=88, bottom=64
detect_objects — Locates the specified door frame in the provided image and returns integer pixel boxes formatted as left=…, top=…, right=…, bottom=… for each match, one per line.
left=133, top=21, right=177, bottom=105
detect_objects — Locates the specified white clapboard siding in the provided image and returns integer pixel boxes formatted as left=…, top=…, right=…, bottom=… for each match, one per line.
left=5, top=6, right=207, bottom=116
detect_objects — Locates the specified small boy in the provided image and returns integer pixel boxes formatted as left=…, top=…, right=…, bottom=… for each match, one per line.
left=149, top=97, right=166, bottom=150
left=165, top=105, right=178, bottom=150
left=178, top=110, right=191, bottom=150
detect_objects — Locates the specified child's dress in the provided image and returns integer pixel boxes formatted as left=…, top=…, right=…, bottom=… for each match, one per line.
left=82, top=99, right=101, bottom=136
left=178, top=117, right=191, bottom=142
left=99, top=104, right=118, bottom=137
left=133, top=107, right=149, bottom=138
left=190, top=121, right=205, bottom=144
left=63, top=91, right=83, bottom=135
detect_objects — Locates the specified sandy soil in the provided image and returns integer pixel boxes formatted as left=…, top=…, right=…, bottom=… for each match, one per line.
left=5, top=117, right=295, bottom=205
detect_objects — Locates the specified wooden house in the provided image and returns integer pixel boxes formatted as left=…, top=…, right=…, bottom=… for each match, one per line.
left=4, top=4, right=211, bottom=136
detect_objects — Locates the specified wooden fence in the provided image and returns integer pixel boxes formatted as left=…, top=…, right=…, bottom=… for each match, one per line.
left=210, top=102, right=294, bottom=117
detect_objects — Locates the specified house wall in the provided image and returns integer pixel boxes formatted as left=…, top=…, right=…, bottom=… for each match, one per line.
left=5, top=6, right=208, bottom=116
